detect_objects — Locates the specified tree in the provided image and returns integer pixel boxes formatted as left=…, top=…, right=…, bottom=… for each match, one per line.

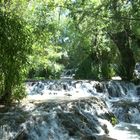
left=0, top=8, right=31, bottom=103
left=61, top=0, right=117, bottom=79
left=24, top=0, right=65, bottom=79
left=62, top=0, right=140, bottom=80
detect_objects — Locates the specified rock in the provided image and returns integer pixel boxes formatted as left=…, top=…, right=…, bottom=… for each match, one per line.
left=136, top=87, right=140, bottom=96
left=64, top=93, right=72, bottom=96
left=14, top=130, right=28, bottom=140
left=102, top=124, right=109, bottom=134
left=95, top=82, right=104, bottom=93
left=82, top=135, right=97, bottom=140
left=96, top=135, right=117, bottom=140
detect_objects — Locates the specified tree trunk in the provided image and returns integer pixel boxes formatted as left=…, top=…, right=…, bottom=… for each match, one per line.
left=109, top=30, right=135, bottom=80
left=0, top=78, right=12, bottom=104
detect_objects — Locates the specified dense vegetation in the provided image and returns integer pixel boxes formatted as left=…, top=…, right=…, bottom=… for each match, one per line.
left=0, top=0, right=140, bottom=103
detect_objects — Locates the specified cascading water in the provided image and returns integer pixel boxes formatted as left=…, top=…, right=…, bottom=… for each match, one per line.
left=104, top=81, right=140, bottom=140
left=0, top=80, right=140, bottom=140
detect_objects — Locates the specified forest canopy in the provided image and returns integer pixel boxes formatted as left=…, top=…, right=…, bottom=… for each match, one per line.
left=0, top=0, right=140, bottom=102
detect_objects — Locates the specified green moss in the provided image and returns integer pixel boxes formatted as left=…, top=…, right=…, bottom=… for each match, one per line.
left=111, top=117, right=118, bottom=126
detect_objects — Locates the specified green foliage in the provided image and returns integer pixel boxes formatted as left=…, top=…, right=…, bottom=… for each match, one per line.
left=23, top=0, right=65, bottom=79
left=0, top=6, right=31, bottom=102
left=12, top=84, right=27, bottom=102
left=62, top=0, right=140, bottom=80
left=75, top=56, right=95, bottom=79
left=19, top=0, right=140, bottom=80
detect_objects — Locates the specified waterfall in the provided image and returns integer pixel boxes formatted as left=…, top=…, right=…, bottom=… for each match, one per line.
left=0, top=80, right=140, bottom=140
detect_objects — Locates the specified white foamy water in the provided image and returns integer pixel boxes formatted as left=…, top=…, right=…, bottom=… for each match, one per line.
left=109, top=122, right=140, bottom=140
left=24, top=80, right=140, bottom=140
left=1, top=80, right=140, bottom=140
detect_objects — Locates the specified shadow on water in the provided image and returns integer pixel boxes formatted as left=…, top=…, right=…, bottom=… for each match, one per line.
left=0, top=96, right=116, bottom=140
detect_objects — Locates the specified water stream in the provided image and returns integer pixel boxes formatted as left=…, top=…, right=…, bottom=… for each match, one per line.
left=0, top=80, right=140, bottom=140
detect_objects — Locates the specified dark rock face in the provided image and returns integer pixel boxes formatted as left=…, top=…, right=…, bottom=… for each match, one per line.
left=95, top=82, right=104, bottom=93
left=136, top=87, right=140, bottom=96
left=0, top=97, right=115, bottom=140
left=14, top=130, right=28, bottom=140
left=57, top=99, right=100, bottom=138
left=54, top=97, right=115, bottom=139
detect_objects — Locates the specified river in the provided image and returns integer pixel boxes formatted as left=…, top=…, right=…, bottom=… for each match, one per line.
left=0, top=80, right=140, bottom=140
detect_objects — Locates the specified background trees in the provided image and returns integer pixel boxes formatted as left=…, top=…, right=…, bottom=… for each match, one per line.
left=1, top=0, right=140, bottom=102
left=24, top=0, right=66, bottom=79
left=62, top=0, right=140, bottom=80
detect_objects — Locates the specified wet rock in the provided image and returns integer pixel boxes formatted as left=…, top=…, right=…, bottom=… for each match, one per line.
left=13, top=130, right=28, bottom=140
left=63, top=84, right=68, bottom=90
left=136, top=87, right=140, bottom=95
left=95, top=82, right=104, bottom=93
left=2, top=80, right=140, bottom=140
left=64, top=93, right=72, bottom=96
left=112, top=100, right=140, bottom=123
left=81, top=135, right=96, bottom=140
left=96, top=135, right=117, bottom=140
left=56, top=97, right=113, bottom=139
left=102, top=124, right=109, bottom=134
